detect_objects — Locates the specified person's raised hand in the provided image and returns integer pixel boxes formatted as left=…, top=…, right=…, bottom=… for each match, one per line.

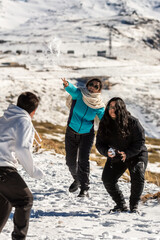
left=61, top=78, right=69, bottom=87
left=118, top=151, right=126, bottom=162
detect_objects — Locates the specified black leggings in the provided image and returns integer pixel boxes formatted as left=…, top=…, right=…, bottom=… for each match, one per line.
left=65, top=126, right=95, bottom=190
left=102, top=155, right=148, bottom=208
left=0, top=167, right=33, bottom=240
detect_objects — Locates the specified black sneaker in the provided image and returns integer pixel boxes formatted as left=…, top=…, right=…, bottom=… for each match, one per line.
left=109, top=204, right=128, bottom=213
left=69, top=180, right=80, bottom=193
left=77, top=189, right=89, bottom=197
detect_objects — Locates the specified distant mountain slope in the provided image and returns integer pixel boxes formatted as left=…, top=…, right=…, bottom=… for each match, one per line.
left=0, top=0, right=160, bottom=52
left=0, top=0, right=160, bottom=31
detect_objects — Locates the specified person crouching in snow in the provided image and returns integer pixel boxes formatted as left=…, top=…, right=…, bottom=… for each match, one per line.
left=96, top=97, right=148, bottom=213
left=0, top=92, right=44, bottom=240
left=62, top=78, right=105, bottom=197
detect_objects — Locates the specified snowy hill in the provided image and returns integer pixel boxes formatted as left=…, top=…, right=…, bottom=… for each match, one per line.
left=0, top=0, right=160, bottom=31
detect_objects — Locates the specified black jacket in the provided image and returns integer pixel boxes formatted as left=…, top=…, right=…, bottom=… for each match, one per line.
left=96, top=116, right=148, bottom=163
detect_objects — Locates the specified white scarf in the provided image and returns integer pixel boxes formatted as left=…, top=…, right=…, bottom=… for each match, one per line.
left=66, top=88, right=105, bottom=109
left=80, top=87, right=105, bottom=109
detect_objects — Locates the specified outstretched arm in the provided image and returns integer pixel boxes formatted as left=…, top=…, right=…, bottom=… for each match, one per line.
left=15, top=120, right=44, bottom=179
left=61, top=78, right=80, bottom=99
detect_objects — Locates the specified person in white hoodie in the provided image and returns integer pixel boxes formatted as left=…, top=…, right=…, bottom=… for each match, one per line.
left=0, top=92, right=44, bottom=240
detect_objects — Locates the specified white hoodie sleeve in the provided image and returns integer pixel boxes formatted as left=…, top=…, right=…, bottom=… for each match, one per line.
left=15, top=118, right=44, bottom=179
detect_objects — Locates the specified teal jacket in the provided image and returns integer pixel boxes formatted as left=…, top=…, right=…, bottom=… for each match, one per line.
left=65, top=82, right=105, bottom=134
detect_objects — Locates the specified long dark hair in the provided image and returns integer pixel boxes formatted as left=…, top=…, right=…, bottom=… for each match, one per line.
left=99, top=97, right=131, bottom=138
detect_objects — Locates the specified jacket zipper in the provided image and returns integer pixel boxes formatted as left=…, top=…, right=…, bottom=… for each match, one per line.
left=78, top=106, right=88, bottom=133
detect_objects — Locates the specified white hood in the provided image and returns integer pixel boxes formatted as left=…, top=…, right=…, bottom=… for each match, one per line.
left=0, top=104, right=44, bottom=179
left=3, top=104, right=31, bottom=120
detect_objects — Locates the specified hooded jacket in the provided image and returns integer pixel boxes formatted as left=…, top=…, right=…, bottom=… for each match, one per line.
left=0, top=104, right=44, bottom=179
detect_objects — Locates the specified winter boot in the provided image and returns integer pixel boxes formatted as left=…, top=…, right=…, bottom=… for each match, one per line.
left=69, top=180, right=80, bottom=193
left=130, top=204, right=139, bottom=213
left=109, top=204, right=128, bottom=213
left=77, top=189, right=89, bottom=197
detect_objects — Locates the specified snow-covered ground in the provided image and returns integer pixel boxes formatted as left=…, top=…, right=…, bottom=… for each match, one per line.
left=1, top=150, right=160, bottom=240
left=0, top=0, right=160, bottom=239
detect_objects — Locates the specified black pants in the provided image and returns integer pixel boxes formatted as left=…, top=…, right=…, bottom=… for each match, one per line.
left=0, top=167, right=33, bottom=240
left=65, top=126, right=95, bottom=190
left=102, top=154, right=148, bottom=209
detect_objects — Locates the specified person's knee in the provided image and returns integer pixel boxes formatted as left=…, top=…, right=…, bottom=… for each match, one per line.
left=66, top=160, right=75, bottom=169
left=27, top=194, right=33, bottom=208
left=131, top=170, right=145, bottom=185
left=24, top=195, right=33, bottom=208
left=13, top=190, right=33, bottom=209
left=21, top=196, right=33, bottom=211
left=65, top=155, right=76, bottom=166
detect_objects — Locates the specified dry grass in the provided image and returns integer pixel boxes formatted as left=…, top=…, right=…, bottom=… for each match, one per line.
left=146, top=137, right=160, bottom=146
left=141, top=191, right=160, bottom=203
left=33, top=121, right=66, bottom=135
left=145, top=171, right=160, bottom=186
left=33, top=121, right=66, bottom=155
left=148, top=152, right=160, bottom=163
left=41, top=138, right=65, bottom=155
left=90, top=156, right=106, bottom=167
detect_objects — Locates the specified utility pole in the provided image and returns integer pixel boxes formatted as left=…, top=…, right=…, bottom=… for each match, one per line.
left=109, top=26, right=112, bottom=56
left=106, top=26, right=117, bottom=60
